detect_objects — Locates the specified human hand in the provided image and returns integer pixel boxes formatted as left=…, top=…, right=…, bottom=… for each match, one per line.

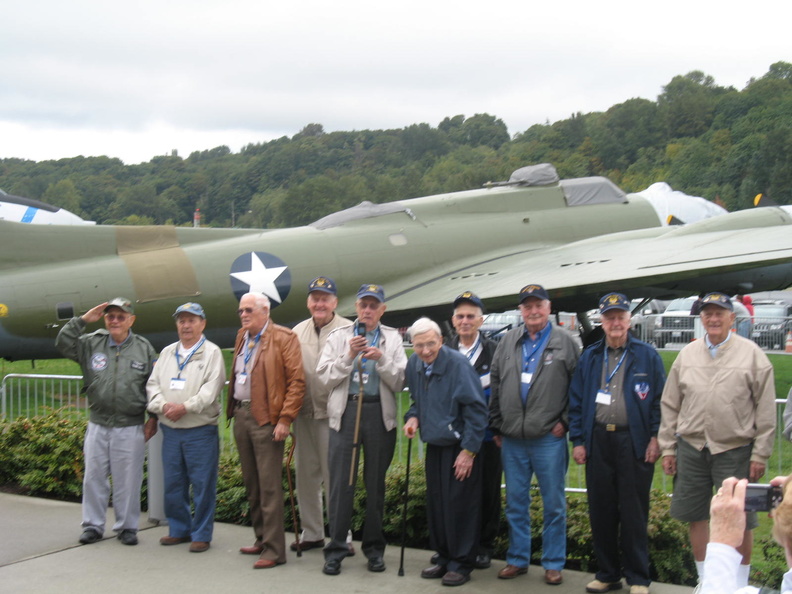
left=403, top=418, right=418, bottom=438
left=453, top=450, right=475, bottom=481
left=143, top=417, right=158, bottom=442
left=662, top=455, right=676, bottom=475
left=645, top=437, right=660, bottom=464
left=709, top=477, right=748, bottom=549
left=750, top=461, right=766, bottom=482
left=572, top=445, right=586, bottom=465
left=550, top=421, right=566, bottom=438
left=163, top=403, right=187, bottom=422
left=272, top=421, right=290, bottom=442
left=82, top=302, right=109, bottom=324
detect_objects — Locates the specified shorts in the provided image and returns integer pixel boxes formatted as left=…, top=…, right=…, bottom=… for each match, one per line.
left=669, top=437, right=758, bottom=529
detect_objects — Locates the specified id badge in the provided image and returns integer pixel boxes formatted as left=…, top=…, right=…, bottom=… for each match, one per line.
left=170, top=378, right=186, bottom=391
left=480, top=372, right=491, bottom=389
left=521, top=372, right=533, bottom=385
left=237, top=373, right=248, bottom=385
left=596, top=390, right=612, bottom=406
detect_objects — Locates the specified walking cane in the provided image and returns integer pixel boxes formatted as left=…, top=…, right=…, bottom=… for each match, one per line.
left=348, top=356, right=366, bottom=486
left=398, top=435, right=413, bottom=577
left=285, top=432, right=301, bottom=557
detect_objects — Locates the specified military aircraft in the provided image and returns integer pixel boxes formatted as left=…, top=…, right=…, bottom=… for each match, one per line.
left=1, top=163, right=791, bottom=360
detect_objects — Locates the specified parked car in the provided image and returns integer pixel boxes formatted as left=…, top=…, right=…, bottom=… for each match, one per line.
left=481, top=310, right=522, bottom=341
left=751, top=300, right=792, bottom=350
left=654, top=296, right=698, bottom=348
left=630, top=299, right=669, bottom=344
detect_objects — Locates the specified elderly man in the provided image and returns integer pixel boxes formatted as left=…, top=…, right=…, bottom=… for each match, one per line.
left=404, top=317, right=488, bottom=587
left=317, top=284, right=407, bottom=576
left=659, top=292, right=776, bottom=589
left=291, top=277, right=352, bottom=552
left=490, top=284, right=580, bottom=585
left=146, top=302, right=226, bottom=553
left=226, top=292, right=305, bottom=569
left=568, top=293, right=665, bottom=594
left=56, top=298, right=157, bottom=546
left=448, top=291, right=500, bottom=569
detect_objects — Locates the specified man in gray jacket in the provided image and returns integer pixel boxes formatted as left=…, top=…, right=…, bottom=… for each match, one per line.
left=490, top=284, right=579, bottom=585
left=56, top=298, right=157, bottom=546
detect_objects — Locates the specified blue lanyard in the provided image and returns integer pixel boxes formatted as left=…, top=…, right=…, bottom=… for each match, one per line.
left=522, top=328, right=550, bottom=371
left=462, top=336, right=481, bottom=363
left=604, top=348, right=627, bottom=385
left=175, top=336, right=205, bottom=379
left=243, top=329, right=264, bottom=369
left=361, top=327, right=381, bottom=364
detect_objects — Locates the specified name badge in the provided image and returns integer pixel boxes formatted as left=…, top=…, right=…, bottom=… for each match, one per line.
left=521, top=372, right=533, bottom=385
left=480, top=373, right=491, bottom=389
left=596, top=390, right=612, bottom=406
left=170, top=378, right=186, bottom=391
left=353, top=371, right=370, bottom=384
left=237, top=373, right=248, bottom=385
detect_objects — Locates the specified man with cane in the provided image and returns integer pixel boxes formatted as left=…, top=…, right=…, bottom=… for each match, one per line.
left=317, top=284, right=407, bottom=576
left=403, top=318, right=488, bottom=587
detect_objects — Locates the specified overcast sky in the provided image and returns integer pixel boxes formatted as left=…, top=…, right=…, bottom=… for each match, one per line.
left=1, top=0, right=789, bottom=165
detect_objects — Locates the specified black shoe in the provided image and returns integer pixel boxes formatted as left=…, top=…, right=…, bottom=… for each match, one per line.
left=291, top=538, right=325, bottom=552
left=323, top=560, right=341, bottom=576
left=442, top=571, right=471, bottom=587
left=421, top=564, right=448, bottom=579
left=117, top=529, right=138, bottom=545
left=474, top=553, right=491, bottom=569
left=79, top=528, right=101, bottom=544
left=430, top=552, right=440, bottom=564
left=368, top=557, right=386, bottom=572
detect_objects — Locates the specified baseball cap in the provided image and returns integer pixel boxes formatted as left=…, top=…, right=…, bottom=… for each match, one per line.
left=453, top=291, right=485, bottom=312
left=308, top=276, right=337, bottom=295
left=356, top=284, right=385, bottom=302
left=518, top=284, right=549, bottom=304
left=701, top=292, right=734, bottom=311
left=172, top=302, right=206, bottom=319
left=599, top=292, right=630, bottom=314
left=104, top=297, right=134, bottom=314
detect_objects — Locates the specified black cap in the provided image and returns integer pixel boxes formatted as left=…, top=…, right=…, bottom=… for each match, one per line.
left=308, top=276, right=337, bottom=295
left=453, top=291, right=485, bottom=312
left=701, top=292, right=734, bottom=311
left=598, top=293, right=630, bottom=314
left=356, top=284, right=385, bottom=302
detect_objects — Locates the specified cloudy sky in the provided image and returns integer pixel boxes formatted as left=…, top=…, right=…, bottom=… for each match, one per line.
left=1, top=0, right=789, bottom=165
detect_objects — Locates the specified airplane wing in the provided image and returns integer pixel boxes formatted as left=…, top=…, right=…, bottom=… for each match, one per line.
left=383, top=206, right=792, bottom=319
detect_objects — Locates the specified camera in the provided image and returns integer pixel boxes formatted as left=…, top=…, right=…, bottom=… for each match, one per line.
left=354, top=321, right=366, bottom=336
left=744, top=483, right=783, bottom=512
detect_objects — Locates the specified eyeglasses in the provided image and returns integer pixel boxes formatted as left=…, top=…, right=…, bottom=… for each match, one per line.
left=412, top=340, right=439, bottom=351
left=357, top=301, right=382, bottom=310
left=237, top=307, right=256, bottom=315
left=104, top=313, right=129, bottom=321
left=453, top=313, right=480, bottom=320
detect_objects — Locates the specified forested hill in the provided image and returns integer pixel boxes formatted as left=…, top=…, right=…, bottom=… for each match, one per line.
left=1, top=62, right=791, bottom=228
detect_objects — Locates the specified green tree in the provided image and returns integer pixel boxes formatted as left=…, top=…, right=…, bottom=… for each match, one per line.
left=42, top=178, right=82, bottom=213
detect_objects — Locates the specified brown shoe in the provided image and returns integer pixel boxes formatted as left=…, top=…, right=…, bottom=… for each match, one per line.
left=545, top=569, right=563, bottom=585
left=159, top=536, right=190, bottom=546
left=497, top=564, right=527, bottom=579
left=290, top=538, right=324, bottom=552
left=189, top=541, right=210, bottom=553
left=253, top=558, right=284, bottom=569
left=240, top=544, right=264, bottom=555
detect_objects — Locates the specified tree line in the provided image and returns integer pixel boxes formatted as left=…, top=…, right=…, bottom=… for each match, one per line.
left=1, top=62, right=790, bottom=228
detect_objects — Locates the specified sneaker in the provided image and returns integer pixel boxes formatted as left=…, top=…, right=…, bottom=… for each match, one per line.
left=586, top=579, right=623, bottom=593
left=79, top=528, right=102, bottom=544
left=629, top=586, right=650, bottom=594
left=117, top=529, right=138, bottom=545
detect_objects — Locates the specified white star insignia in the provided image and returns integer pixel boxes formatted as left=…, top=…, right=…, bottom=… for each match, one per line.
left=230, top=253, right=288, bottom=304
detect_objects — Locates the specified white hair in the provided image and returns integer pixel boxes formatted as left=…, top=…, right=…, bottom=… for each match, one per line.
left=409, top=317, right=442, bottom=341
left=242, top=292, right=270, bottom=310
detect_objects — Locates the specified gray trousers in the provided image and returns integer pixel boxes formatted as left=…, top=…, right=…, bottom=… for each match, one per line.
left=325, top=400, right=395, bottom=563
left=82, top=422, right=145, bottom=534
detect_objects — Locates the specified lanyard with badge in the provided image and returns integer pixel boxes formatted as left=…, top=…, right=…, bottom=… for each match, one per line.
left=353, top=326, right=380, bottom=385
left=237, top=329, right=263, bottom=386
left=463, top=335, right=490, bottom=390
left=170, top=336, right=205, bottom=390
left=596, top=348, right=627, bottom=406
left=521, top=330, right=549, bottom=389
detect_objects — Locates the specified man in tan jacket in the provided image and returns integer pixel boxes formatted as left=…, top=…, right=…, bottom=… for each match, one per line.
left=659, top=292, right=775, bottom=590
left=226, top=292, right=305, bottom=569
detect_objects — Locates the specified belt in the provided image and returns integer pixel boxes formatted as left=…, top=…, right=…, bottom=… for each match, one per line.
left=234, top=399, right=252, bottom=409
left=348, top=394, right=381, bottom=403
left=596, top=423, right=629, bottom=432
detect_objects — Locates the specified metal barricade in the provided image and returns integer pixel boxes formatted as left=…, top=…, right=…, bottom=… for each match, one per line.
left=1, top=373, right=85, bottom=419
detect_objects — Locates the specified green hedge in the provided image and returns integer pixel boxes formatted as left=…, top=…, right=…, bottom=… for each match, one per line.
left=0, top=410, right=785, bottom=588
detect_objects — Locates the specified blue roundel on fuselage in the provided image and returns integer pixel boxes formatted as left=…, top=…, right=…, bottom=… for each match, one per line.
left=229, top=252, right=291, bottom=307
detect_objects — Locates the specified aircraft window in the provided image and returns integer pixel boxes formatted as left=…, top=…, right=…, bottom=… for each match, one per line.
left=310, top=201, right=412, bottom=230
left=56, top=303, right=75, bottom=320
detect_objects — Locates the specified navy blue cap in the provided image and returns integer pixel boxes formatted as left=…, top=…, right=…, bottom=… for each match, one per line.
left=701, top=292, right=734, bottom=311
left=453, top=291, right=485, bottom=312
left=599, top=292, right=630, bottom=314
left=308, top=276, right=337, bottom=295
left=173, top=302, right=206, bottom=319
left=518, top=284, right=549, bottom=304
left=356, top=284, right=385, bottom=302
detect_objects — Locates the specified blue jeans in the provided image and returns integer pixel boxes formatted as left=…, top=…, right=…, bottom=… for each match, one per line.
left=501, top=433, right=568, bottom=570
left=161, top=424, right=219, bottom=542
